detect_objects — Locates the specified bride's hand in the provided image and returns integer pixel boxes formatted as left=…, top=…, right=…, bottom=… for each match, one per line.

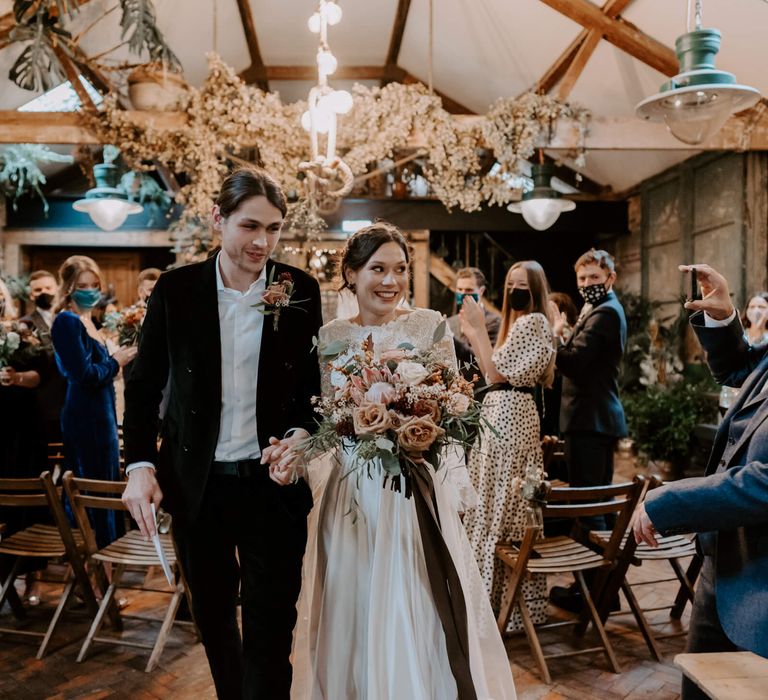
left=262, top=431, right=308, bottom=486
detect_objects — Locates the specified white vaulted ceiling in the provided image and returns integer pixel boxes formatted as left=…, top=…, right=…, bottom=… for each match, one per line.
left=0, top=0, right=767, bottom=192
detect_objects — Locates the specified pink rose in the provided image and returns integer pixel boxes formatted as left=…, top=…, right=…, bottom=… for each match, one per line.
left=364, top=382, right=398, bottom=404
left=447, top=393, right=471, bottom=416
left=352, top=401, right=392, bottom=435
left=262, top=284, right=290, bottom=306
left=396, top=416, right=445, bottom=454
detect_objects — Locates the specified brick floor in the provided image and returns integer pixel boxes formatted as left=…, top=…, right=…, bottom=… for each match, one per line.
left=0, top=457, right=691, bottom=699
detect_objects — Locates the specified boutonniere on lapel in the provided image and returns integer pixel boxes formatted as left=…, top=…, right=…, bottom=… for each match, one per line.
left=253, top=269, right=308, bottom=331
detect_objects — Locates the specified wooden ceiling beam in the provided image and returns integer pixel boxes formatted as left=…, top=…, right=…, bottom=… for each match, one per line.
left=4, top=109, right=767, bottom=151
left=532, top=0, right=634, bottom=95
left=263, top=65, right=386, bottom=81
left=538, top=0, right=677, bottom=77
left=384, top=0, right=412, bottom=85
left=236, top=0, right=269, bottom=91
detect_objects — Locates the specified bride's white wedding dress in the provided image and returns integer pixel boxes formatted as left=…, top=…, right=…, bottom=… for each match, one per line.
left=291, top=308, right=516, bottom=700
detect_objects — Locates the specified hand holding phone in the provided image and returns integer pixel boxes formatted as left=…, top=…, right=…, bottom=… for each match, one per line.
left=679, top=264, right=735, bottom=321
left=456, top=292, right=479, bottom=309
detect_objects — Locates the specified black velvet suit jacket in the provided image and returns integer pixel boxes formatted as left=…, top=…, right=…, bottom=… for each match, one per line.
left=123, top=256, right=323, bottom=525
left=556, top=291, right=628, bottom=437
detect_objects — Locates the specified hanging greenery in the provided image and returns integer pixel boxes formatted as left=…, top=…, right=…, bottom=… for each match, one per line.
left=93, top=54, right=590, bottom=240
left=7, top=0, right=179, bottom=91
left=0, top=144, right=74, bottom=213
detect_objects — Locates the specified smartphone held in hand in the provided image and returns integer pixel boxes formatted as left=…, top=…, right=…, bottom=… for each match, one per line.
left=686, top=266, right=701, bottom=303
left=456, top=292, right=479, bottom=309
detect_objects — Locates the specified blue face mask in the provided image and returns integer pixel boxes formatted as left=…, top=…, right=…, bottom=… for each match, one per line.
left=71, top=288, right=101, bottom=309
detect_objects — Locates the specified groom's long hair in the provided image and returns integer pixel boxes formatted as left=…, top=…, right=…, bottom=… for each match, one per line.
left=216, top=167, right=287, bottom=218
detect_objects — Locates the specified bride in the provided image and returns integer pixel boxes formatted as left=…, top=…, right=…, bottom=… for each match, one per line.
left=268, top=222, right=516, bottom=700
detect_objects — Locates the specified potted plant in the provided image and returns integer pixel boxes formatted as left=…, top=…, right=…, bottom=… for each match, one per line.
left=623, top=380, right=717, bottom=479
left=127, top=61, right=188, bottom=111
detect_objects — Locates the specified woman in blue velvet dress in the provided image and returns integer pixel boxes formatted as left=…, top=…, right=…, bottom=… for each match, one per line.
left=51, top=256, right=136, bottom=548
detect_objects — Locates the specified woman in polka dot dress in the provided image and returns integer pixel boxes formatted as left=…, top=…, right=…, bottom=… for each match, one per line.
left=459, top=260, right=555, bottom=629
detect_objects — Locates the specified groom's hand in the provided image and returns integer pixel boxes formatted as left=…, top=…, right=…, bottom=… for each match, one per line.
left=122, top=468, right=163, bottom=540
left=262, top=430, right=309, bottom=486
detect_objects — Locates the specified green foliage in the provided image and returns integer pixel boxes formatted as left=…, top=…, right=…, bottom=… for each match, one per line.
left=119, top=0, right=181, bottom=69
left=623, top=380, right=717, bottom=463
left=617, top=290, right=657, bottom=393
left=8, top=0, right=180, bottom=92
left=0, top=144, right=74, bottom=213
left=119, top=170, right=173, bottom=225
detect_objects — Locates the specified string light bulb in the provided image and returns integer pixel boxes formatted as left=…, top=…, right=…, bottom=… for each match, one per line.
left=316, top=49, right=337, bottom=77
left=321, top=1, right=342, bottom=25
left=307, top=12, right=321, bottom=33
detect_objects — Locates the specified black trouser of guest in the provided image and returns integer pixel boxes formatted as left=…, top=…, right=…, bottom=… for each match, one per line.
left=681, top=556, right=741, bottom=700
left=565, top=431, right=617, bottom=532
left=173, top=471, right=309, bottom=700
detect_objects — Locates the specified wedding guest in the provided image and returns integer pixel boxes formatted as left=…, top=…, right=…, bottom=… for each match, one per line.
left=0, top=277, right=17, bottom=319
left=21, top=270, right=67, bottom=447
left=460, top=260, right=555, bottom=629
left=52, top=256, right=136, bottom=548
left=122, top=167, right=322, bottom=700
left=0, top=320, right=47, bottom=605
left=539, top=291, right=580, bottom=439
left=549, top=249, right=627, bottom=613
left=719, top=292, right=768, bottom=413
left=447, top=266, right=501, bottom=388
left=136, top=268, right=161, bottom=304
left=635, top=263, right=768, bottom=699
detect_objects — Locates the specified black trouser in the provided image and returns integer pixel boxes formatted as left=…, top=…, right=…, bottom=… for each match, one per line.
left=173, top=471, right=310, bottom=700
left=565, top=431, right=617, bottom=531
left=682, top=557, right=740, bottom=700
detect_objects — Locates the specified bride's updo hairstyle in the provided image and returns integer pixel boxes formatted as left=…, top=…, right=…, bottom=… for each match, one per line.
left=215, top=166, right=287, bottom=218
left=339, top=221, right=411, bottom=292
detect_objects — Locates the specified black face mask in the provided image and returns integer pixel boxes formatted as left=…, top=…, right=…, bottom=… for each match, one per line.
left=578, top=282, right=609, bottom=306
left=35, top=293, right=54, bottom=311
left=509, top=287, right=531, bottom=311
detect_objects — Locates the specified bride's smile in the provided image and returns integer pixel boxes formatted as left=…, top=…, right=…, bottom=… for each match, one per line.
left=345, top=241, right=409, bottom=325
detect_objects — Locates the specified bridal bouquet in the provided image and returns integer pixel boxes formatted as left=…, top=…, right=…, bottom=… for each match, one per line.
left=0, top=319, right=41, bottom=368
left=103, top=303, right=146, bottom=346
left=304, top=322, right=491, bottom=493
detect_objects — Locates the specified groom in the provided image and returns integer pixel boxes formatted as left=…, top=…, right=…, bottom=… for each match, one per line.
left=122, top=167, right=322, bottom=699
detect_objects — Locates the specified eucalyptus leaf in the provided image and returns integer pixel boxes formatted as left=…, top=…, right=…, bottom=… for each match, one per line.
left=318, top=339, right=348, bottom=359
left=432, top=319, right=447, bottom=345
left=397, top=342, right=415, bottom=351
left=374, top=437, right=395, bottom=452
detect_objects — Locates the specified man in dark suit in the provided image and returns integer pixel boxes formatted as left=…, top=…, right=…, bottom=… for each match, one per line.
left=122, top=168, right=322, bottom=700
left=550, top=249, right=627, bottom=611
left=21, top=270, right=67, bottom=446
left=635, top=263, right=768, bottom=699
left=555, top=249, right=628, bottom=493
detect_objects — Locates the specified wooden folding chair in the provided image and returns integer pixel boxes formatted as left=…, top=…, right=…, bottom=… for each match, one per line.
left=495, top=477, right=646, bottom=684
left=589, top=475, right=702, bottom=661
left=0, top=471, right=98, bottom=658
left=63, top=471, right=194, bottom=672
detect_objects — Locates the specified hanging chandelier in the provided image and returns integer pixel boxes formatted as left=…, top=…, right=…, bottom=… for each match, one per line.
left=298, top=0, right=354, bottom=214
left=635, top=0, right=761, bottom=145
left=73, top=146, right=143, bottom=231
left=507, top=156, right=576, bottom=231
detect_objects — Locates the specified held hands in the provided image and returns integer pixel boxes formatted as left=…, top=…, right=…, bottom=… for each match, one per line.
left=459, top=295, right=485, bottom=339
left=262, top=429, right=309, bottom=486
left=679, top=264, right=735, bottom=321
left=122, top=467, right=163, bottom=540
left=113, top=345, right=138, bottom=367
left=632, top=502, right=659, bottom=548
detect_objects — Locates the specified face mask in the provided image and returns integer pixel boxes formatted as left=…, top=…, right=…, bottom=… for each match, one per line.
left=35, top=293, right=54, bottom=311
left=747, top=308, right=765, bottom=326
left=509, top=287, right=531, bottom=311
left=71, top=288, right=101, bottom=310
left=578, top=282, right=608, bottom=305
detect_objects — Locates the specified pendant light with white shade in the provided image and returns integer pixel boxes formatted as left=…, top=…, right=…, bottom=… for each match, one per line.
left=507, top=154, right=576, bottom=231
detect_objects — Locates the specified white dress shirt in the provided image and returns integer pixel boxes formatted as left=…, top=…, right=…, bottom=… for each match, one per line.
left=214, top=255, right=266, bottom=461
left=38, top=308, right=53, bottom=328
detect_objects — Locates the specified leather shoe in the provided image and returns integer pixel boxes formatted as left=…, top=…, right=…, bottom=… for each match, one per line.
left=549, top=584, right=621, bottom=614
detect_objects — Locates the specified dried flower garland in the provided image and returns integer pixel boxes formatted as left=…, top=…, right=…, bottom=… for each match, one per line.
left=92, top=54, right=590, bottom=244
